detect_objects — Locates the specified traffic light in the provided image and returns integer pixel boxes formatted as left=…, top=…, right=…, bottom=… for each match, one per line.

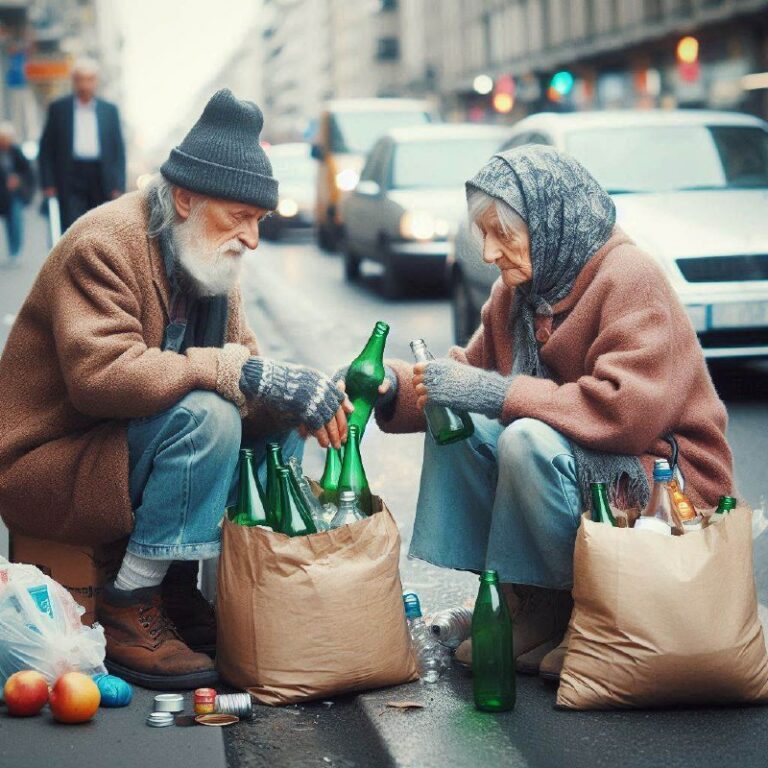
left=492, top=75, right=515, bottom=114
left=676, top=36, right=700, bottom=83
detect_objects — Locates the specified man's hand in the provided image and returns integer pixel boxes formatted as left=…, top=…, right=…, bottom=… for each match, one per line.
left=43, top=187, right=57, bottom=198
left=240, top=357, right=352, bottom=449
left=331, top=365, right=397, bottom=406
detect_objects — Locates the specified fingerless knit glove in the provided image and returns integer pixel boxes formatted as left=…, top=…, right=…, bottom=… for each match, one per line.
left=240, top=357, right=344, bottom=430
left=422, top=359, right=512, bottom=419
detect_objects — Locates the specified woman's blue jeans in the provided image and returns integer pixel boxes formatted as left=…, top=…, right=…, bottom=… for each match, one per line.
left=3, top=196, right=24, bottom=260
left=126, top=390, right=303, bottom=560
left=410, top=415, right=582, bottom=589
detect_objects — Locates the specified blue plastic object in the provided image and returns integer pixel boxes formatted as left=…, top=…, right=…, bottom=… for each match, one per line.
left=93, top=673, right=133, bottom=708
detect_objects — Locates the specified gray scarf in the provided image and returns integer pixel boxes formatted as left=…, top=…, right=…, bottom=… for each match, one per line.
left=467, top=146, right=650, bottom=510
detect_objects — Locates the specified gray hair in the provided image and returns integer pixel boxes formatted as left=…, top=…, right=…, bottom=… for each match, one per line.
left=72, top=57, right=100, bottom=77
left=467, top=188, right=526, bottom=237
left=146, top=174, right=177, bottom=237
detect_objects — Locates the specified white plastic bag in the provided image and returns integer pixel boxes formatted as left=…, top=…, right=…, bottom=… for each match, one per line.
left=0, top=557, right=107, bottom=688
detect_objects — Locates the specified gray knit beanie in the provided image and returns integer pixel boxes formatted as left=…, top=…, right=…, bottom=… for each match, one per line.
left=161, top=89, right=278, bottom=210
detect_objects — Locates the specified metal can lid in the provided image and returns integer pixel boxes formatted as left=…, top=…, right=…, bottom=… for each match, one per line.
left=146, top=711, right=175, bottom=727
left=153, top=693, right=185, bottom=712
left=195, top=713, right=239, bottom=726
left=633, top=516, right=673, bottom=535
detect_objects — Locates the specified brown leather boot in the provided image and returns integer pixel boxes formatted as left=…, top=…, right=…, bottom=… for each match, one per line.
left=505, top=585, right=572, bottom=675
left=99, top=581, right=218, bottom=690
left=161, top=561, right=217, bottom=655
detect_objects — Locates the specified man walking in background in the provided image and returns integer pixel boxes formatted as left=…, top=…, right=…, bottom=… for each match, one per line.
left=0, top=122, right=34, bottom=266
left=38, top=57, right=126, bottom=231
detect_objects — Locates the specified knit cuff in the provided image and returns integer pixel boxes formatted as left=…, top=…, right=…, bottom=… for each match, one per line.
left=216, top=343, right=250, bottom=416
left=239, top=356, right=264, bottom=399
left=423, top=360, right=511, bottom=420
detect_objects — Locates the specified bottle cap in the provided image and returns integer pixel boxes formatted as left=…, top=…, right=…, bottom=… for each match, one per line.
left=146, top=711, right=175, bottom=727
left=653, top=459, right=673, bottom=481
left=402, top=592, right=422, bottom=619
left=153, top=693, right=184, bottom=712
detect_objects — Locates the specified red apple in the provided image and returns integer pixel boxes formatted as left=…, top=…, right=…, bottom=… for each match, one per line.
left=49, top=672, right=100, bottom=724
left=3, top=670, right=50, bottom=717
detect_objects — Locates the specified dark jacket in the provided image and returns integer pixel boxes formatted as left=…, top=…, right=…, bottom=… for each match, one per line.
left=0, top=145, right=35, bottom=213
left=38, top=95, right=126, bottom=199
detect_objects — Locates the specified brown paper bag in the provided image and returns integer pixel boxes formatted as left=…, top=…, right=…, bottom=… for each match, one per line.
left=557, top=505, right=768, bottom=709
left=215, top=499, right=418, bottom=705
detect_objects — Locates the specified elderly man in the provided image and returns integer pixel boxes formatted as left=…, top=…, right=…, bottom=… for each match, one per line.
left=0, top=90, right=350, bottom=689
left=38, top=58, right=126, bottom=230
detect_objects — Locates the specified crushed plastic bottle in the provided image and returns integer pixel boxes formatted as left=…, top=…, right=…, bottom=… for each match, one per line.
left=429, top=607, right=473, bottom=650
left=402, top=592, right=445, bottom=683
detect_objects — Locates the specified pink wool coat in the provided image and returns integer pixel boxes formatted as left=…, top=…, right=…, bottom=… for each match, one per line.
left=378, top=228, right=733, bottom=507
left=0, top=192, right=284, bottom=546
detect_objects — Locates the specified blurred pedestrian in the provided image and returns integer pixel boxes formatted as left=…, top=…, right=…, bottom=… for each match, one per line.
left=0, top=89, right=350, bottom=689
left=355, top=145, right=734, bottom=680
left=38, top=57, right=126, bottom=231
left=0, top=122, right=34, bottom=266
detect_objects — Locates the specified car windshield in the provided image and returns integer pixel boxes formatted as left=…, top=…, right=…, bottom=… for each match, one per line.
left=391, top=137, right=503, bottom=190
left=330, top=110, right=432, bottom=154
left=268, top=151, right=314, bottom=184
left=565, top=125, right=768, bottom=193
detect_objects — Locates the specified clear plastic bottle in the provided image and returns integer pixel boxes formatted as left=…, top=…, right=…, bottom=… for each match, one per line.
left=402, top=592, right=443, bottom=683
left=330, top=490, right=365, bottom=529
left=635, top=459, right=681, bottom=535
left=429, top=607, right=473, bottom=650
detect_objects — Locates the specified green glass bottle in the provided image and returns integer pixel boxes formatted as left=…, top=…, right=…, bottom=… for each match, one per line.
left=590, top=482, right=617, bottom=526
left=337, top=424, right=372, bottom=516
left=410, top=338, right=474, bottom=445
left=472, top=570, right=515, bottom=713
left=319, top=447, right=343, bottom=505
left=265, top=442, right=285, bottom=530
left=715, top=496, right=738, bottom=515
left=232, top=449, right=270, bottom=527
left=275, top=467, right=317, bottom=537
left=346, top=321, right=389, bottom=436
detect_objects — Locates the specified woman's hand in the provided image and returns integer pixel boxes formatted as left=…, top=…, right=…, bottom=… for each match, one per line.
left=412, top=359, right=514, bottom=420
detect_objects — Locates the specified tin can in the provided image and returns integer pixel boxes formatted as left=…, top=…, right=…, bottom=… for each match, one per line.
left=154, top=693, right=184, bottom=713
left=194, top=687, right=217, bottom=715
left=214, top=693, right=253, bottom=720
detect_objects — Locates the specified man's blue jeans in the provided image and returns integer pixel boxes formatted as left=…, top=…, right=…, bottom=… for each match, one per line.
left=126, top=390, right=303, bottom=560
left=410, top=415, right=582, bottom=589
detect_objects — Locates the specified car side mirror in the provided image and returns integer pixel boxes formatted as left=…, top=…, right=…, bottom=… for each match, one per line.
left=356, top=180, right=381, bottom=197
left=310, top=144, right=325, bottom=161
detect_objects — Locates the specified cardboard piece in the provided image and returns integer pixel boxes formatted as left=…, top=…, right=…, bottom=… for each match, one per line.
left=10, top=535, right=125, bottom=626
left=215, top=496, right=419, bottom=705
left=557, top=505, right=768, bottom=709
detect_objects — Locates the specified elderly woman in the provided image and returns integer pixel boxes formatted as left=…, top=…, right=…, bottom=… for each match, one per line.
left=373, top=146, right=733, bottom=678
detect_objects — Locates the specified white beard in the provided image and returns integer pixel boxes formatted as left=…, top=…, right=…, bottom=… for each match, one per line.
left=172, top=207, right=245, bottom=297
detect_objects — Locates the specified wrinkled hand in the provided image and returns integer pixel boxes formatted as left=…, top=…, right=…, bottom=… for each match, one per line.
left=240, top=357, right=352, bottom=449
left=413, top=359, right=511, bottom=419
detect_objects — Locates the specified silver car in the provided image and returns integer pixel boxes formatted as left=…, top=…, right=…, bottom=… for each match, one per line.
left=450, top=110, right=768, bottom=359
left=341, top=124, right=508, bottom=298
left=261, top=143, right=315, bottom=240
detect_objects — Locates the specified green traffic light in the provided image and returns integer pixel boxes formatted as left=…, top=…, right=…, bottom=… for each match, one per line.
left=550, top=70, right=574, bottom=96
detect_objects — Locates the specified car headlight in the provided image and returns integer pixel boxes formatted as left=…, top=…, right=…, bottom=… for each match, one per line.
left=277, top=198, right=299, bottom=217
left=335, top=169, right=360, bottom=192
left=400, top=211, right=451, bottom=241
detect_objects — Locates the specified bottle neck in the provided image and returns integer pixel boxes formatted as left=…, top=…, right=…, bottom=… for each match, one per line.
left=360, top=330, right=387, bottom=362
left=480, top=570, right=499, bottom=585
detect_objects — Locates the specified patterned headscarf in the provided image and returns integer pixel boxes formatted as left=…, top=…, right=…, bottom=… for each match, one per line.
left=467, top=145, right=616, bottom=378
left=467, top=146, right=649, bottom=510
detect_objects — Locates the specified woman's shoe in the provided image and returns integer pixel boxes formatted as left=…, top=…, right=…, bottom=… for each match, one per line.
left=538, top=629, right=571, bottom=681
